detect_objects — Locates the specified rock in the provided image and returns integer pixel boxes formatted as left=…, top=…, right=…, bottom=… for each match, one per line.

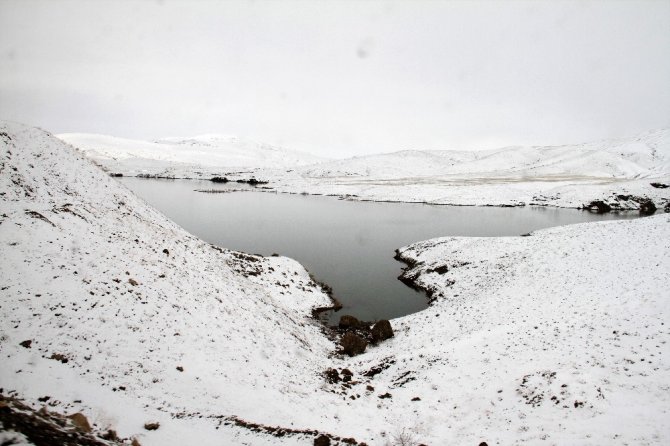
left=585, top=200, right=611, bottom=213
left=50, top=353, right=68, bottom=363
left=128, top=278, right=139, bottom=286
left=176, top=366, right=184, bottom=372
left=102, top=430, right=119, bottom=441
left=479, top=443, right=489, bottom=446
left=67, top=413, right=92, bottom=433
left=338, top=315, right=360, bottom=330
left=19, top=340, right=32, bottom=349
left=340, top=369, right=353, bottom=382
left=340, top=332, right=367, bottom=356
left=324, top=368, right=340, bottom=383
left=144, top=422, right=160, bottom=431
left=162, top=248, right=169, bottom=255
left=247, top=178, right=267, bottom=185
left=210, top=177, right=229, bottom=183
left=314, top=435, right=331, bottom=446
left=650, top=182, right=669, bottom=188
left=371, top=320, right=394, bottom=343
left=131, top=438, right=142, bottom=446
left=639, top=199, right=657, bottom=215
left=378, top=392, right=392, bottom=399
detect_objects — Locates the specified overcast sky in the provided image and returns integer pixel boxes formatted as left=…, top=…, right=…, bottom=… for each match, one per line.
left=1, top=0, right=669, bottom=157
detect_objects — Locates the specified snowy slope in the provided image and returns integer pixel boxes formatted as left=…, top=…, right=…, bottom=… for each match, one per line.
left=0, top=122, right=344, bottom=445
left=258, top=129, right=670, bottom=209
left=56, top=132, right=326, bottom=175
left=298, top=128, right=670, bottom=180
left=376, top=215, right=670, bottom=444
left=2, top=122, right=669, bottom=445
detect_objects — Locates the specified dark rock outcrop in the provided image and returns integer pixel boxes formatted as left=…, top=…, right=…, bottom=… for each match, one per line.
left=338, top=315, right=360, bottom=330
left=324, top=368, right=340, bottom=384
left=314, top=435, right=331, bottom=446
left=340, top=332, right=367, bottom=356
left=340, top=369, right=353, bottom=382
left=68, top=413, right=92, bottom=432
left=584, top=200, right=612, bottom=213
left=371, top=320, right=394, bottom=343
left=638, top=199, right=657, bottom=215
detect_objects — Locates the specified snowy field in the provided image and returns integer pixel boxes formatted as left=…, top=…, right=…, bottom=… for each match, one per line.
left=2, top=122, right=669, bottom=445
left=59, top=129, right=670, bottom=211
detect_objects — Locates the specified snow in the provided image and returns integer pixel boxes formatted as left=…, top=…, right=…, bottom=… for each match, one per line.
left=2, top=122, right=669, bottom=445
left=261, top=128, right=670, bottom=210
left=1, top=122, right=339, bottom=444
left=56, top=132, right=327, bottom=175
left=390, top=214, right=670, bottom=444
left=58, top=128, right=670, bottom=211
left=0, top=430, right=34, bottom=446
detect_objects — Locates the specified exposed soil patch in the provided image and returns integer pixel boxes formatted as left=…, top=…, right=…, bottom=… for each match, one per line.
left=25, top=210, right=56, bottom=227
left=200, top=413, right=367, bottom=445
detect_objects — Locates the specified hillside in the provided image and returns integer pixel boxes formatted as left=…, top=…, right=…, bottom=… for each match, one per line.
left=266, top=128, right=670, bottom=209
left=0, top=122, right=342, bottom=445
left=2, top=122, right=669, bottom=445
left=56, top=133, right=326, bottom=177
left=298, top=128, right=670, bottom=180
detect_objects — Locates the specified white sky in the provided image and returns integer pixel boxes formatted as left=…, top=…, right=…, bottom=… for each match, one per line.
left=1, top=0, right=669, bottom=157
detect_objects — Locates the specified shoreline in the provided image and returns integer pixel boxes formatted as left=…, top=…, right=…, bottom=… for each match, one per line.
left=117, top=172, right=669, bottom=214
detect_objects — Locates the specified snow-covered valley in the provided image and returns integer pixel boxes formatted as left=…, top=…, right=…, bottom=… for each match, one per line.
left=2, top=122, right=669, bottom=445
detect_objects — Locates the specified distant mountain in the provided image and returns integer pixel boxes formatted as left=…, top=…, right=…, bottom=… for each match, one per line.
left=298, top=128, right=670, bottom=180
left=57, top=132, right=327, bottom=170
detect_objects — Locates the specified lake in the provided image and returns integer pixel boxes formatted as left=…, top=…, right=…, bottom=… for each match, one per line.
left=119, top=177, right=637, bottom=324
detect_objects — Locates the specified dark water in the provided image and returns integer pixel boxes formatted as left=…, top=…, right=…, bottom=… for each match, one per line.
left=119, top=177, right=637, bottom=323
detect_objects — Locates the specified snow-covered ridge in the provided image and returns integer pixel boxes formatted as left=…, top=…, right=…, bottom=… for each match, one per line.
left=0, top=122, right=342, bottom=444
left=257, top=129, right=670, bottom=209
left=60, top=127, right=670, bottom=210
left=299, top=128, right=670, bottom=180
left=56, top=132, right=327, bottom=171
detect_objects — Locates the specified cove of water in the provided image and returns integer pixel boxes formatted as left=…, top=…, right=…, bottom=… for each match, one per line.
left=119, top=177, right=637, bottom=323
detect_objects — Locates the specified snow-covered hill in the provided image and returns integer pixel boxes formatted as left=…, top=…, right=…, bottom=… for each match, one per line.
left=260, top=129, right=670, bottom=209
left=60, top=127, right=670, bottom=210
left=2, top=122, right=669, bottom=445
left=56, top=132, right=326, bottom=176
left=0, top=122, right=342, bottom=445
left=299, top=128, right=670, bottom=180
